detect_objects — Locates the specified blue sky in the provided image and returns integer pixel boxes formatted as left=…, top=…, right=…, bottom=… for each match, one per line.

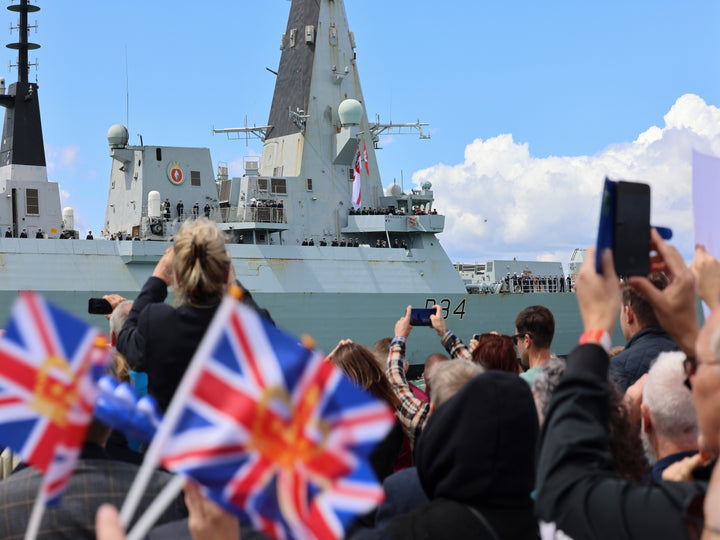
left=9, top=0, right=720, bottom=265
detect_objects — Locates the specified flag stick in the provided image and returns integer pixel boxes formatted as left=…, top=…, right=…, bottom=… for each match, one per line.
left=120, top=297, right=237, bottom=527
left=24, top=484, right=45, bottom=540
left=126, top=474, right=185, bottom=540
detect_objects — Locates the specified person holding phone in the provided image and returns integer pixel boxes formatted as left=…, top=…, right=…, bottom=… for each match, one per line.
left=535, top=233, right=716, bottom=539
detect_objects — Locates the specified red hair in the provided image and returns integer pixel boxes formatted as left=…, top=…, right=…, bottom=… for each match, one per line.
left=472, top=335, right=520, bottom=374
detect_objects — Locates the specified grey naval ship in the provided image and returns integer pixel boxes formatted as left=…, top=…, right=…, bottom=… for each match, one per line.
left=0, top=0, right=585, bottom=364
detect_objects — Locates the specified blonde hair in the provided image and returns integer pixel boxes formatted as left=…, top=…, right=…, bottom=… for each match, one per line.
left=172, top=219, right=231, bottom=304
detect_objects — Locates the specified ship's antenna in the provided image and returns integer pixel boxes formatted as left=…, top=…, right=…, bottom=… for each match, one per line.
left=125, top=45, right=129, bottom=133
left=401, top=170, right=404, bottom=193
left=7, top=0, right=41, bottom=84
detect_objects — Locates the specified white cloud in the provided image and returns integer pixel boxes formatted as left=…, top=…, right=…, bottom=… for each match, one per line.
left=414, top=94, right=720, bottom=263
left=46, top=144, right=81, bottom=174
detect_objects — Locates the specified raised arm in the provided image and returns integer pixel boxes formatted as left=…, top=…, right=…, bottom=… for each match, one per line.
left=387, top=306, right=429, bottom=447
left=429, top=304, right=471, bottom=361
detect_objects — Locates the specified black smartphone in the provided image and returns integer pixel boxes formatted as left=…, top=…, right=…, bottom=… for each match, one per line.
left=410, top=307, right=436, bottom=326
left=88, top=298, right=113, bottom=315
left=472, top=333, right=481, bottom=341
left=614, top=181, right=650, bottom=276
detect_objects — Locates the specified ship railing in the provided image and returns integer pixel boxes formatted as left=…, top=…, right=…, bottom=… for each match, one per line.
left=214, top=206, right=287, bottom=225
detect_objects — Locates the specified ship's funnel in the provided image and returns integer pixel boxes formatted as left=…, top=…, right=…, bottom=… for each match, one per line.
left=62, top=207, right=74, bottom=231
left=148, top=190, right=161, bottom=219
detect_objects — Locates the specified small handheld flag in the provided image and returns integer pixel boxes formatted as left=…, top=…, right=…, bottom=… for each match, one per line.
left=129, top=295, right=394, bottom=540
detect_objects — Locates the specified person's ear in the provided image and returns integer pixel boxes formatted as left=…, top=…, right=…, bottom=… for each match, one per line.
left=641, top=403, right=652, bottom=434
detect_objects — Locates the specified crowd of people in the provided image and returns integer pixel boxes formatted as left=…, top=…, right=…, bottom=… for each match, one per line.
left=2, top=218, right=720, bottom=539
left=349, top=206, right=440, bottom=216
left=501, top=272, right=573, bottom=293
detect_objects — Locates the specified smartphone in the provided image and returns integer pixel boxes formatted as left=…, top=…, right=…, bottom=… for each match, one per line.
left=88, top=298, right=113, bottom=315
left=410, top=307, right=436, bottom=326
left=595, top=179, right=650, bottom=277
left=472, top=333, right=481, bottom=341
left=614, top=181, right=650, bottom=276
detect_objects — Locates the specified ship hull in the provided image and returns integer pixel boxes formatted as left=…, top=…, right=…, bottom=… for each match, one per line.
left=0, top=238, right=589, bottom=362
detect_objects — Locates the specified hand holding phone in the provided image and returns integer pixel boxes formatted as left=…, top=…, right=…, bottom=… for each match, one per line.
left=88, top=298, right=113, bottom=315
left=595, top=178, right=650, bottom=276
left=410, top=307, right=436, bottom=326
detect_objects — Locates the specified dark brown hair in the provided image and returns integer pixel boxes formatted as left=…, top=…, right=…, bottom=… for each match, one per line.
left=621, top=272, right=668, bottom=329
left=330, top=342, right=401, bottom=410
left=515, top=305, right=555, bottom=349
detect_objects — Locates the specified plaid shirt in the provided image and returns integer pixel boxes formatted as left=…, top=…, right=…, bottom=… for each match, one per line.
left=387, top=337, right=429, bottom=448
left=441, top=330, right=472, bottom=361
left=387, top=331, right=471, bottom=447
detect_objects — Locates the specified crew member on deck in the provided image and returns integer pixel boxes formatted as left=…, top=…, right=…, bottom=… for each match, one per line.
left=19, top=229, right=27, bottom=238
left=86, top=231, right=94, bottom=240
left=35, top=229, right=43, bottom=239
left=4, top=228, right=11, bottom=238
left=176, top=200, right=184, bottom=218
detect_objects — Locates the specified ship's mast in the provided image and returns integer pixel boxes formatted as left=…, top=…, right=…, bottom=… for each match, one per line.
left=0, top=0, right=45, bottom=170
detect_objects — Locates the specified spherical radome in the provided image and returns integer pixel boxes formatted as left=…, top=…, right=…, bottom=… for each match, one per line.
left=338, top=99, right=363, bottom=126
left=107, top=124, right=129, bottom=149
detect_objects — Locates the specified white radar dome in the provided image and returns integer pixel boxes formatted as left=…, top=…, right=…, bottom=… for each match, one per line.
left=62, top=207, right=74, bottom=231
left=385, top=183, right=403, bottom=197
left=107, top=124, right=129, bottom=149
left=148, top=190, right=161, bottom=219
left=338, top=99, right=362, bottom=126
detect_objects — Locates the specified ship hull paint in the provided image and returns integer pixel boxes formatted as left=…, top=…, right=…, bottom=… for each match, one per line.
left=0, top=239, right=596, bottom=362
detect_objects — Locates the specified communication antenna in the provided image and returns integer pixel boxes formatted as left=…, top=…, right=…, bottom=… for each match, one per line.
left=7, top=0, right=40, bottom=83
left=125, top=45, right=129, bottom=132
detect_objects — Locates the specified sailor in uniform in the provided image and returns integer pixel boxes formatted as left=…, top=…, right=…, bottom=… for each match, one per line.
left=35, top=229, right=43, bottom=239
left=176, top=200, right=184, bottom=218
left=86, top=231, right=94, bottom=240
left=164, top=198, right=171, bottom=219
left=19, top=229, right=27, bottom=238
left=4, top=228, right=11, bottom=238
left=204, top=203, right=210, bottom=218
left=192, top=202, right=199, bottom=218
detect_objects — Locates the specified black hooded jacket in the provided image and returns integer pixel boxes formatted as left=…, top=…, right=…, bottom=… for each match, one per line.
left=383, top=371, right=540, bottom=540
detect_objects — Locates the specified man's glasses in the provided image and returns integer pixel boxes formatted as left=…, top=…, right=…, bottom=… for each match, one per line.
left=511, top=333, right=531, bottom=346
left=683, top=356, right=720, bottom=390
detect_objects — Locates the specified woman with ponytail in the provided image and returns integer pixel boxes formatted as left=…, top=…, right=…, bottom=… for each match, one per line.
left=116, top=219, right=270, bottom=412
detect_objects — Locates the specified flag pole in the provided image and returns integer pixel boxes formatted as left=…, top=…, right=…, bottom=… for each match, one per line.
left=24, top=484, right=46, bottom=540
left=126, top=474, right=185, bottom=540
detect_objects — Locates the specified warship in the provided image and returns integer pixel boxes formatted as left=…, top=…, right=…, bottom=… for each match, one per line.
left=0, top=0, right=586, bottom=363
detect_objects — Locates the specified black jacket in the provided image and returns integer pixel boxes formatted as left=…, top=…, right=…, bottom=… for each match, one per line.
left=536, top=343, right=708, bottom=539
left=353, top=371, right=540, bottom=539
left=609, top=326, right=677, bottom=391
left=116, top=277, right=219, bottom=413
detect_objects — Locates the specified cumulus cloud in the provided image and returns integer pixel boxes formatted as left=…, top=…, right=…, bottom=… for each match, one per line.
left=411, top=94, right=720, bottom=264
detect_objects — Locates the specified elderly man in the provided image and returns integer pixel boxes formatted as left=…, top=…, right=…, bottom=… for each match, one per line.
left=641, top=351, right=699, bottom=483
left=535, top=230, right=715, bottom=538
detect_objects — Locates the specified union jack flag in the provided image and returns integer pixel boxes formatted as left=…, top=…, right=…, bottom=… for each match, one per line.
left=158, top=297, right=395, bottom=539
left=0, top=291, right=111, bottom=504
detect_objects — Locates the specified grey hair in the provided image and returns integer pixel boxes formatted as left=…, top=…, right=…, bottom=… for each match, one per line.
left=643, top=351, right=697, bottom=443
left=109, top=300, right=133, bottom=338
left=532, top=358, right=567, bottom=426
left=428, top=360, right=483, bottom=408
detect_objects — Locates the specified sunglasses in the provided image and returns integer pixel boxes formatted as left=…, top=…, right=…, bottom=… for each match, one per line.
left=683, top=356, right=720, bottom=390
left=511, top=333, right=532, bottom=346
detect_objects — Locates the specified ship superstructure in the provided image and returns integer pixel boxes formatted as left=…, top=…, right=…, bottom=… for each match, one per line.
left=0, top=0, right=64, bottom=239
left=0, top=0, right=590, bottom=362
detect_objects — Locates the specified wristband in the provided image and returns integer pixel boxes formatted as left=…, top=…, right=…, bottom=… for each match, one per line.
left=579, top=328, right=612, bottom=353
